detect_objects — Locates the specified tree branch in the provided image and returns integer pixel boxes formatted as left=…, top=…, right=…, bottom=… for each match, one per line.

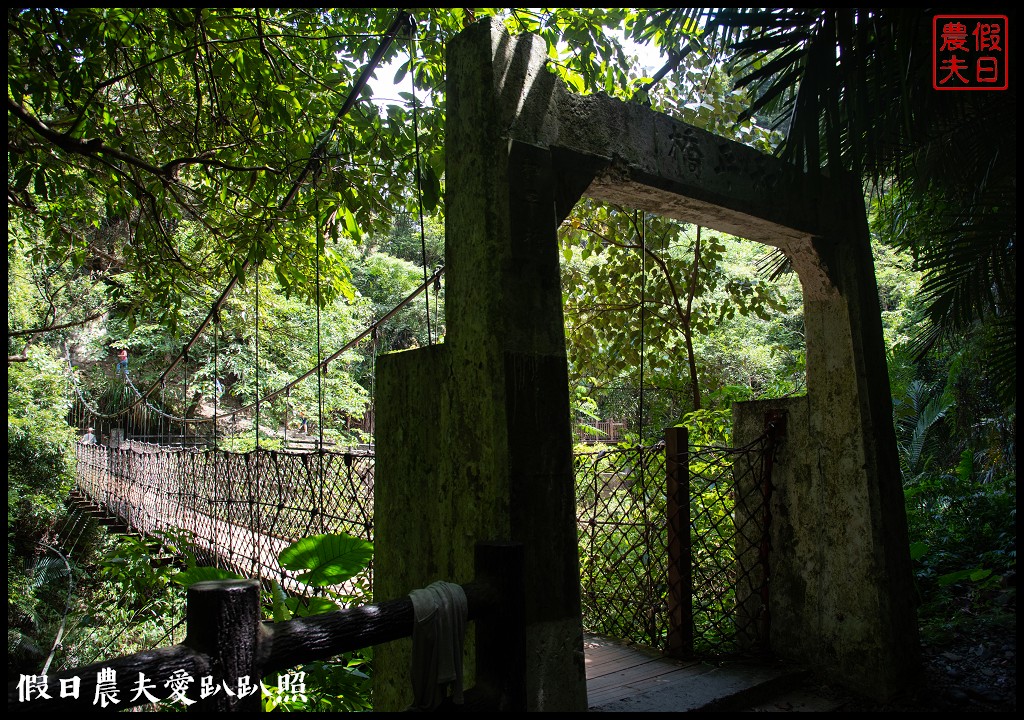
left=7, top=96, right=172, bottom=181
left=8, top=310, right=107, bottom=338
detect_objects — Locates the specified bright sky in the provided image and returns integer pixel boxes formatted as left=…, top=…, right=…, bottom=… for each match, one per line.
left=367, top=24, right=666, bottom=110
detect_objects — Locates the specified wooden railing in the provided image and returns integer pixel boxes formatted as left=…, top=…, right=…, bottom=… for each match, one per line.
left=8, top=543, right=525, bottom=712
left=574, top=418, right=628, bottom=443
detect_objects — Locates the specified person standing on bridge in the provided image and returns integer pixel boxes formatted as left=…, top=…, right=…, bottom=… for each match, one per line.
left=81, top=427, right=97, bottom=444
left=115, top=348, right=129, bottom=377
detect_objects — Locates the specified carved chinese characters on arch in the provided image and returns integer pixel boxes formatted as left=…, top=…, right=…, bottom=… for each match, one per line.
left=669, top=126, right=703, bottom=177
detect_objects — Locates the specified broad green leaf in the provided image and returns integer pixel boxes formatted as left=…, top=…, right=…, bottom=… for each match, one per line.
left=272, top=581, right=292, bottom=622
left=285, top=596, right=341, bottom=617
left=172, top=566, right=245, bottom=587
left=278, top=533, right=373, bottom=587
left=908, top=541, right=928, bottom=561
left=937, top=567, right=991, bottom=586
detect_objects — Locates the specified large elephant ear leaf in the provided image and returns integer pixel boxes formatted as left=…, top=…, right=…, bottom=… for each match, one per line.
left=279, top=533, right=373, bottom=588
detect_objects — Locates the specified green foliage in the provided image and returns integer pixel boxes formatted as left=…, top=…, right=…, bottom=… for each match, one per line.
left=278, top=532, right=374, bottom=589
left=261, top=532, right=374, bottom=712
left=7, top=350, right=76, bottom=555
left=7, top=551, right=75, bottom=676
left=665, top=7, right=1015, bottom=401
left=6, top=4, right=1014, bottom=685
left=96, top=534, right=180, bottom=615
left=8, top=8, right=424, bottom=311
left=7, top=247, right=81, bottom=673
left=43, top=530, right=187, bottom=675
left=679, top=408, right=733, bottom=447
left=895, top=380, right=954, bottom=476
left=350, top=248, right=440, bottom=353
left=561, top=205, right=795, bottom=439
left=7, top=347, right=77, bottom=672
left=31, top=528, right=375, bottom=709
left=168, top=532, right=375, bottom=711
left=6, top=8, right=653, bottom=332
left=896, top=364, right=1015, bottom=633
left=262, top=656, right=372, bottom=712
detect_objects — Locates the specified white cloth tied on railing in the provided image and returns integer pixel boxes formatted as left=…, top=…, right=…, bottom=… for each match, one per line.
left=408, top=580, right=467, bottom=711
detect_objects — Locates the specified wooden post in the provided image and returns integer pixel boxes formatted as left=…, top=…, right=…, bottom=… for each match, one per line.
left=665, top=426, right=692, bottom=658
left=759, top=411, right=785, bottom=652
left=472, top=542, right=526, bottom=711
left=184, top=580, right=262, bottom=712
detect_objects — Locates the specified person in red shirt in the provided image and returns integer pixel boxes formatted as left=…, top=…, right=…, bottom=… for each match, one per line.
left=116, top=348, right=129, bottom=377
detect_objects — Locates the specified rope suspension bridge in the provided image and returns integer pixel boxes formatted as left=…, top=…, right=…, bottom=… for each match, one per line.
left=59, top=8, right=439, bottom=593
left=68, top=377, right=781, bottom=659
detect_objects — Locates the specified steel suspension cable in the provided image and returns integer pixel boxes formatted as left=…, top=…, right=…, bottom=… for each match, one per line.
left=213, top=315, right=220, bottom=450
left=182, top=349, right=189, bottom=448
left=638, top=211, right=647, bottom=445
left=239, top=265, right=445, bottom=413
left=409, top=17, right=433, bottom=346
left=120, top=11, right=414, bottom=415
left=636, top=211, right=653, bottom=620
left=255, top=268, right=261, bottom=450
left=314, top=176, right=327, bottom=533
left=315, top=172, right=325, bottom=452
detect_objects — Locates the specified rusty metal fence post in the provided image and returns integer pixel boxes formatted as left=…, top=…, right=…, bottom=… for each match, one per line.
left=665, top=425, right=691, bottom=658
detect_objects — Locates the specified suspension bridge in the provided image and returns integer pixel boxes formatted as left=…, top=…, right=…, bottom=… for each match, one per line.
left=58, top=398, right=790, bottom=711
left=49, top=190, right=787, bottom=703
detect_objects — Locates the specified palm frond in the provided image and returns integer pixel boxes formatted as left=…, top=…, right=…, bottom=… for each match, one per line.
left=664, top=8, right=1014, bottom=387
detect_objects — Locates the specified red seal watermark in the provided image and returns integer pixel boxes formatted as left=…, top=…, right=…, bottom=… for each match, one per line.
left=933, top=14, right=1008, bottom=90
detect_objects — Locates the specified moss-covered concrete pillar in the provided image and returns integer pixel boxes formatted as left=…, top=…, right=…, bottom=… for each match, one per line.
left=734, top=173, right=919, bottom=698
left=373, top=20, right=587, bottom=712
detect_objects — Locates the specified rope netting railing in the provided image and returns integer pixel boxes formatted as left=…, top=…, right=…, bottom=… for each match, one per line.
left=75, top=442, right=374, bottom=596
left=685, top=431, right=775, bottom=657
left=76, top=422, right=777, bottom=655
left=575, top=441, right=668, bottom=645
left=574, top=426, right=777, bottom=658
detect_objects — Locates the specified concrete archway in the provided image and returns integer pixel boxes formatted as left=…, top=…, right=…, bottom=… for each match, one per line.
left=375, top=18, right=918, bottom=710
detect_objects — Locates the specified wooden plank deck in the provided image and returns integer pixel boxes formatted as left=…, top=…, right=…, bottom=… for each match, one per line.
left=584, top=634, right=819, bottom=712
left=586, top=634, right=703, bottom=710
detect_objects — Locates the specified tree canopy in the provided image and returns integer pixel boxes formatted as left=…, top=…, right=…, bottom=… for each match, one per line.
left=8, top=8, right=653, bottom=317
left=8, top=7, right=1014, bottom=398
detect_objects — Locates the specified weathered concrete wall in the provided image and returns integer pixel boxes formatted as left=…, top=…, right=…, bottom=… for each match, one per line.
left=732, top=177, right=919, bottom=697
left=734, top=397, right=810, bottom=654
left=374, top=20, right=587, bottom=712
